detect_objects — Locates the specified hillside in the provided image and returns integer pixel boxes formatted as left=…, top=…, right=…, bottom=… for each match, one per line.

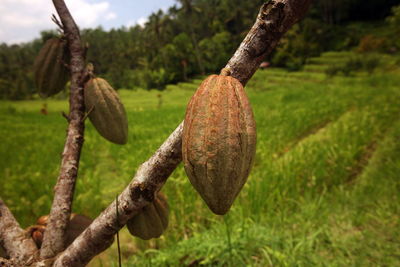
left=1, top=51, right=399, bottom=266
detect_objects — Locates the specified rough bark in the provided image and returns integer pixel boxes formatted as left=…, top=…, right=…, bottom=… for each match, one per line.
left=0, top=257, right=16, bottom=267
left=40, top=0, right=87, bottom=259
left=0, top=198, right=38, bottom=265
left=51, top=0, right=312, bottom=265
left=226, top=0, right=313, bottom=85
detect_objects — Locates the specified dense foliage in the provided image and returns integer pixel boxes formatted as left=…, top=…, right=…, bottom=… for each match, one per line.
left=0, top=0, right=399, bottom=99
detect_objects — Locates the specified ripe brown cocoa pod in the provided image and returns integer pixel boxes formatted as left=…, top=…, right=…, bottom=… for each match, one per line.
left=29, top=213, right=93, bottom=248
left=182, top=74, right=257, bottom=215
left=66, top=213, right=93, bottom=246
left=32, top=228, right=44, bottom=248
left=127, top=192, right=169, bottom=240
left=84, top=77, right=128, bottom=145
left=33, top=37, right=70, bottom=98
left=36, top=215, right=48, bottom=225
left=26, top=225, right=46, bottom=248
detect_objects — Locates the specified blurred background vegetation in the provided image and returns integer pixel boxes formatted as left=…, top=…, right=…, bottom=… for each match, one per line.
left=1, top=0, right=400, bottom=99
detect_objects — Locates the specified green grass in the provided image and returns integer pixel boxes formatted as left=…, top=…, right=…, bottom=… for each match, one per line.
left=1, top=52, right=399, bottom=266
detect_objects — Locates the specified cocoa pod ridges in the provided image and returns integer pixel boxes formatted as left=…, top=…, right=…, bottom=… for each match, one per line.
left=33, top=37, right=70, bottom=98
left=84, top=77, right=128, bottom=144
left=182, top=74, right=257, bottom=215
left=127, top=192, right=169, bottom=240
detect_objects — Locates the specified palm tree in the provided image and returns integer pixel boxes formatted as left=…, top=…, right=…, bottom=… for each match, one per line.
left=176, top=0, right=205, bottom=75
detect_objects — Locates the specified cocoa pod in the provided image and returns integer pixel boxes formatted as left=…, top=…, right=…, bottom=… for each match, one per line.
left=29, top=213, right=92, bottom=248
left=31, top=227, right=45, bottom=248
left=127, top=192, right=169, bottom=240
left=65, top=213, right=93, bottom=246
left=182, top=74, right=257, bottom=215
left=36, top=214, right=48, bottom=225
left=33, top=37, right=70, bottom=97
left=84, top=77, right=128, bottom=144
left=26, top=225, right=46, bottom=248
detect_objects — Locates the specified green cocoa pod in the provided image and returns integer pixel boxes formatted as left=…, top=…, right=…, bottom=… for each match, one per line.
left=33, top=37, right=70, bottom=97
left=182, top=74, right=257, bottom=215
left=84, top=77, right=128, bottom=144
left=127, top=192, right=169, bottom=240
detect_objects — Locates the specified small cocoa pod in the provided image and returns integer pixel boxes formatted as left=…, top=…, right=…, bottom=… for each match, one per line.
left=36, top=214, right=48, bottom=225
left=30, top=213, right=93, bottom=248
left=32, top=228, right=44, bottom=248
left=84, top=77, right=128, bottom=144
left=65, top=213, right=93, bottom=246
left=182, top=74, right=257, bottom=215
left=26, top=225, right=46, bottom=248
left=33, top=37, right=70, bottom=97
left=127, top=192, right=169, bottom=240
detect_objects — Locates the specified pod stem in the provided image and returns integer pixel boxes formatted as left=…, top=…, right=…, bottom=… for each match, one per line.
left=220, top=68, right=231, bottom=76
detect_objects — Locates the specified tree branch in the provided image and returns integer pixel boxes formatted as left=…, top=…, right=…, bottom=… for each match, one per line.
left=226, top=0, right=313, bottom=85
left=0, top=198, right=38, bottom=265
left=53, top=122, right=183, bottom=266
left=40, top=0, right=87, bottom=259
left=51, top=0, right=312, bottom=265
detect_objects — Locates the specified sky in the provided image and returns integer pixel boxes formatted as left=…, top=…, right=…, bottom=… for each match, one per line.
left=0, top=0, right=177, bottom=44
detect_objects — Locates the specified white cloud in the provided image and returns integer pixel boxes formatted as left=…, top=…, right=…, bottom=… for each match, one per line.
left=105, top=12, right=117, bottom=21
left=126, top=17, right=148, bottom=28
left=137, top=17, right=148, bottom=27
left=0, top=0, right=116, bottom=44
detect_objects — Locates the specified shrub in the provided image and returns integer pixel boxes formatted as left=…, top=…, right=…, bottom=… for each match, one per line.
left=356, top=35, right=387, bottom=53
left=363, top=55, right=381, bottom=74
left=342, top=57, right=363, bottom=76
left=325, top=65, right=340, bottom=77
left=386, top=5, right=400, bottom=50
left=286, top=57, right=303, bottom=72
left=325, top=55, right=381, bottom=77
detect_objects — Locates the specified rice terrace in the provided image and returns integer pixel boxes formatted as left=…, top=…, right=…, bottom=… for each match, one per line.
left=0, top=0, right=399, bottom=266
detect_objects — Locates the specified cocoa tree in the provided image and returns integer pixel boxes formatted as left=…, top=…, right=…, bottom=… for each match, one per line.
left=0, top=0, right=312, bottom=266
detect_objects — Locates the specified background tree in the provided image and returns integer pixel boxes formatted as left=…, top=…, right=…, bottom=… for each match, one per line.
left=0, top=0, right=399, bottom=100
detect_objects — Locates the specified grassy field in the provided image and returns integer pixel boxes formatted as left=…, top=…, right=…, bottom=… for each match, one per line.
left=1, top=51, right=399, bottom=266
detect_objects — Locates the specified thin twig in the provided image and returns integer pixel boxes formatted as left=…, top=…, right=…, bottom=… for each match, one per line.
left=223, top=215, right=233, bottom=265
left=61, top=111, right=70, bottom=122
left=81, top=106, right=94, bottom=122
left=51, top=14, right=64, bottom=31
